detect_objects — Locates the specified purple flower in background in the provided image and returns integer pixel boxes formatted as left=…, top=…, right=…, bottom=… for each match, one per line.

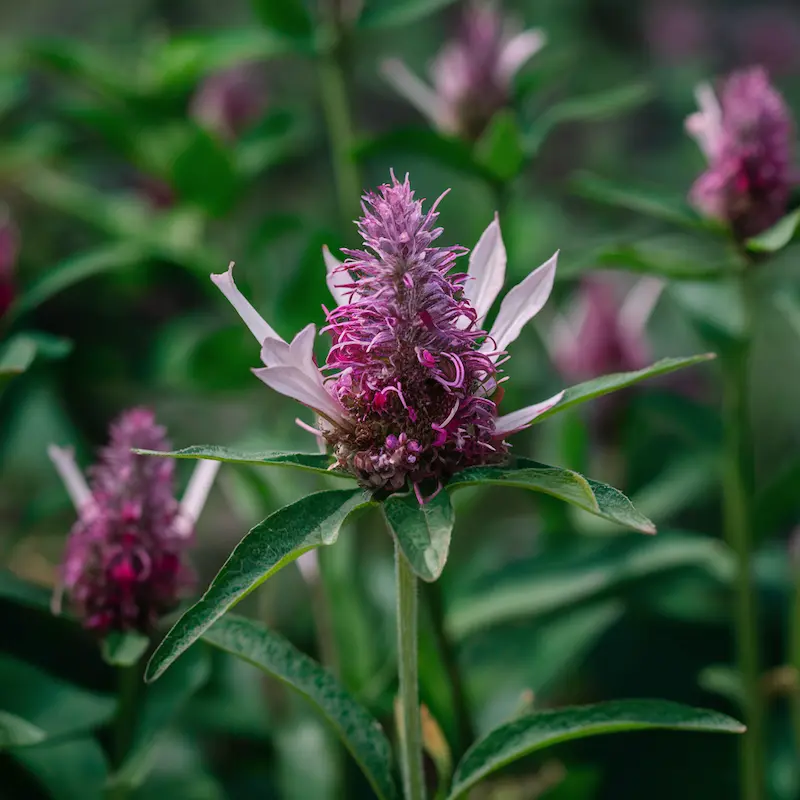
left=549, top=276, right=663, bottom=382
left=382, top=1, right=545, bottom=139
left=213, top=172, right=562, bottom=501
left=190, top=64, right=267, bottom=142
left=686, top=67, right=796, bottom=239
left=0, top=213, right=18, bottom=318
left=48, top=408, right=220, bottom=634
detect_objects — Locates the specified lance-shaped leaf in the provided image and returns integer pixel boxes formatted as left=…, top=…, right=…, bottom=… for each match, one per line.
left=204, top=614, right=398, bottom=800
left=383, top=490, right=455, bottom=582
left=448, top=459, right=655, bottom=534
left=0, top=335, right=37, bottom=385
left=448, top=699, right=745, bottom=799
left=146, top=488, right=374, bottom=682
left=134, top=445, right=352, bottom=479
left=746, top=208, right=800, bottom=253
left=101, top=631, right=150, bottom=668
left=532, top=354, right=716, bottom=425
left=0, top=711, right=46, bottom=748
left=359, top=0, right=460, bottom=29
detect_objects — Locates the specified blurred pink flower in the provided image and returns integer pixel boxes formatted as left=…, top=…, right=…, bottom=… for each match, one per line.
left=382, top=1, right=544, bottom=139
left=549, top=276, right=663, bottom=382
left=190, top=64, right=267, bottom=142
left=686, top=67, right=796, bottom=239
left=48, top=408, right=220, bottom=635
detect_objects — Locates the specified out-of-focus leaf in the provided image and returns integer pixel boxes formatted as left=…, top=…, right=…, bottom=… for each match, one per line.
left=754, top=454, right=800, bottom=536
left=383, top=490, right=454, bottom=582
left=746, top=208, right=800, bottom=253
left=698, top=665, right=744, bottom=710
left=108, top=648, right=211, bottom=792
left=420, top=704, right=452, bottom=799
left=171, top=129, right=240, bottom=217
left=101, top=631, right=150, bottom=668
left=0, top=571, right=52, bottom=611
left=448, top=458, right=656, bottom=534
left=0, top=711, right=46, bottom=748
left=12, top=737, right=108, bottom=800
left=534, top=354, right=715, bottom=424
left=669, top=280, right=746, bottom=346
left=0, top=336, right=37, bottom=384
left=236, top=109, right=308, bottom=178
left=204, top=614, right=398, bottom=800
left=474, top=111, right=526, bottom=182
left=145, top=488, right=374, bottom=682
left=448, top=533, right=732, bottom=639
left=775, top=289, right=800, bottom=341
left=527, top=83, right=653, bottom=155
left=359, top=0, right=460, bottom=28
left=572, top=172, right=708, bottom=229
left=133, top=445, right=351, bottom=479
left=0, top=656, right=115, bottom=740
left=354, top=128, right=494, bottom=183
left=9, top=243, right=144, bottom=321
left=0, top=74, right=27, bottom=117
left=250, top=0, right=313, bottom=40
left=448, top=700, right=744, bottom=799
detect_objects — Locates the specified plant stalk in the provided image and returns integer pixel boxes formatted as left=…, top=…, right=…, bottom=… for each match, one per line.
left=721, top=272, right=764, bottom=800
left=396, top=542, right=426, bottom=800
left=108, top=663, right=140, bottom=798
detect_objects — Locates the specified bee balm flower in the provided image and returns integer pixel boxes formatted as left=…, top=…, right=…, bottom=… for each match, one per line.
left=382, top=1, right=545, bottom=139
left=48, top=408, right=220, bottom=634
left=686, top=66, right=796, bottom=239
left=212, top=172, right=562, bottom=502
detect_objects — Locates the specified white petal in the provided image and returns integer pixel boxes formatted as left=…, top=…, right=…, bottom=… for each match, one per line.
left=323, top=246, right=350, bottom=307
left=381, top=58, right=446, bottom=129
left=176, top=459, right=220, bottom=537
left=464, top=214, right=507, bottom=326
left=483, top=251, right=558, bottom=356
left=261, top=324, right=320, bottom=385
left=47, top=445, right=92, bottom=512
left=211, top=262, right=281, bottom=346
left=253, top=365, right=347, bottom=427
left=494, top=390, right=565, bottom=436
left=296, top=550, right=319, bottom=583
left=685, top=82, right=723, bottom=161
left=497, top=28, right=546, bottom=85
left=618, top=277, right=665, bottom=340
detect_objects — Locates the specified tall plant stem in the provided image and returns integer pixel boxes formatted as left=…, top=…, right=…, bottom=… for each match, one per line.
left=721, top=270, right=764, bottom=800
left=108, top=663, right=140, bottom=798
left=396, top=542, right=426, bottom=800
left=318, top=29, right=361, bottom=232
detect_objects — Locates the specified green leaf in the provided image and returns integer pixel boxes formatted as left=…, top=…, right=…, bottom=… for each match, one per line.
left=698, top=665, right=744, bottom=710
left=204, top=614, right=398, bottom=800
left=746, top=208, right=800, bottom=253
left=448, top=699, right=745, bottom=799
left=101, top=631, right=150, bottom=668
left=132, top=445, right=353, bottom=479
left=534, top=354, right=717, bottom=424
left=0, top=655, right=116, bottom=740
left=448, top=458, right=655, bottom=534
left=250, top=0, right=313, bottom=40
left=669, top=280, right=746, bottom=346
left=0, top=570, right=51, bottom=610
left=0, top=710, right=46, bottom=748
left=383, top=490, right=454, bottom=582
left=12, top=737, right=108, bottom=800
left=359, top=0, right=460, bottom=29
left=0, top=336, right=37, bottom=383
left=146, top=488, right=374, bottom=682
left=447, top=533, right=732, bottom=639
left=474, top=111, right=526, bottom=182
left=108, top=647, right=211, bottom=792
left=572, top=172, right=708, bottom=229
left=526, top=83, right=653, bottom=155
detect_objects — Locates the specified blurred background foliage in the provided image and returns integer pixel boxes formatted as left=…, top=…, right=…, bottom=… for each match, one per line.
left=1, top=0, right=800, bottom=798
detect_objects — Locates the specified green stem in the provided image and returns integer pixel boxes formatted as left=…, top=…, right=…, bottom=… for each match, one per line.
left=790, top=568, right=800, bottom=756
left=396, top=542, right=426, bottom=800
left=721, top=272, right=764, bottom=800
left=108, top=664, right=140, bottom=799
left=318, top=30, right=361, bottom=233
left=422, top=580, right=476, bottom=758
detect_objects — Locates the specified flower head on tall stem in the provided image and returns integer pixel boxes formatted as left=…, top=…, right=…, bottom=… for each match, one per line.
left=48, top=408, right=220, bottom=635
left=212, top=172, right=562, bottom=502
left=686, top=66, right=796, bottom=239
left=382, top=1, right=545, bottom=139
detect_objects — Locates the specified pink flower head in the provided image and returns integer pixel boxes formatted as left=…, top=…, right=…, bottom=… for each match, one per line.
left=189, top=63, right=267, bottom=142
left=382, top=1, right=545, bottom=139
left=48, top=408, right=219, bottom=634
left=212, top=172, right=562, bottom=501
left=0, top=213, right=18, bottom=318
left=549, top=276, right=663, bottom=382
left=686, top=67, right=796, bottom=239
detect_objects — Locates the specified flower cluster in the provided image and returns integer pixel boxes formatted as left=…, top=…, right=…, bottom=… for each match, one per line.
left=686, top=66, right=796, bottom=239
left=49, top=408, right=219, bottom=634
left=382, top=1, right=545, bottom=139
left=213, top=172, right=562, bottom=501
